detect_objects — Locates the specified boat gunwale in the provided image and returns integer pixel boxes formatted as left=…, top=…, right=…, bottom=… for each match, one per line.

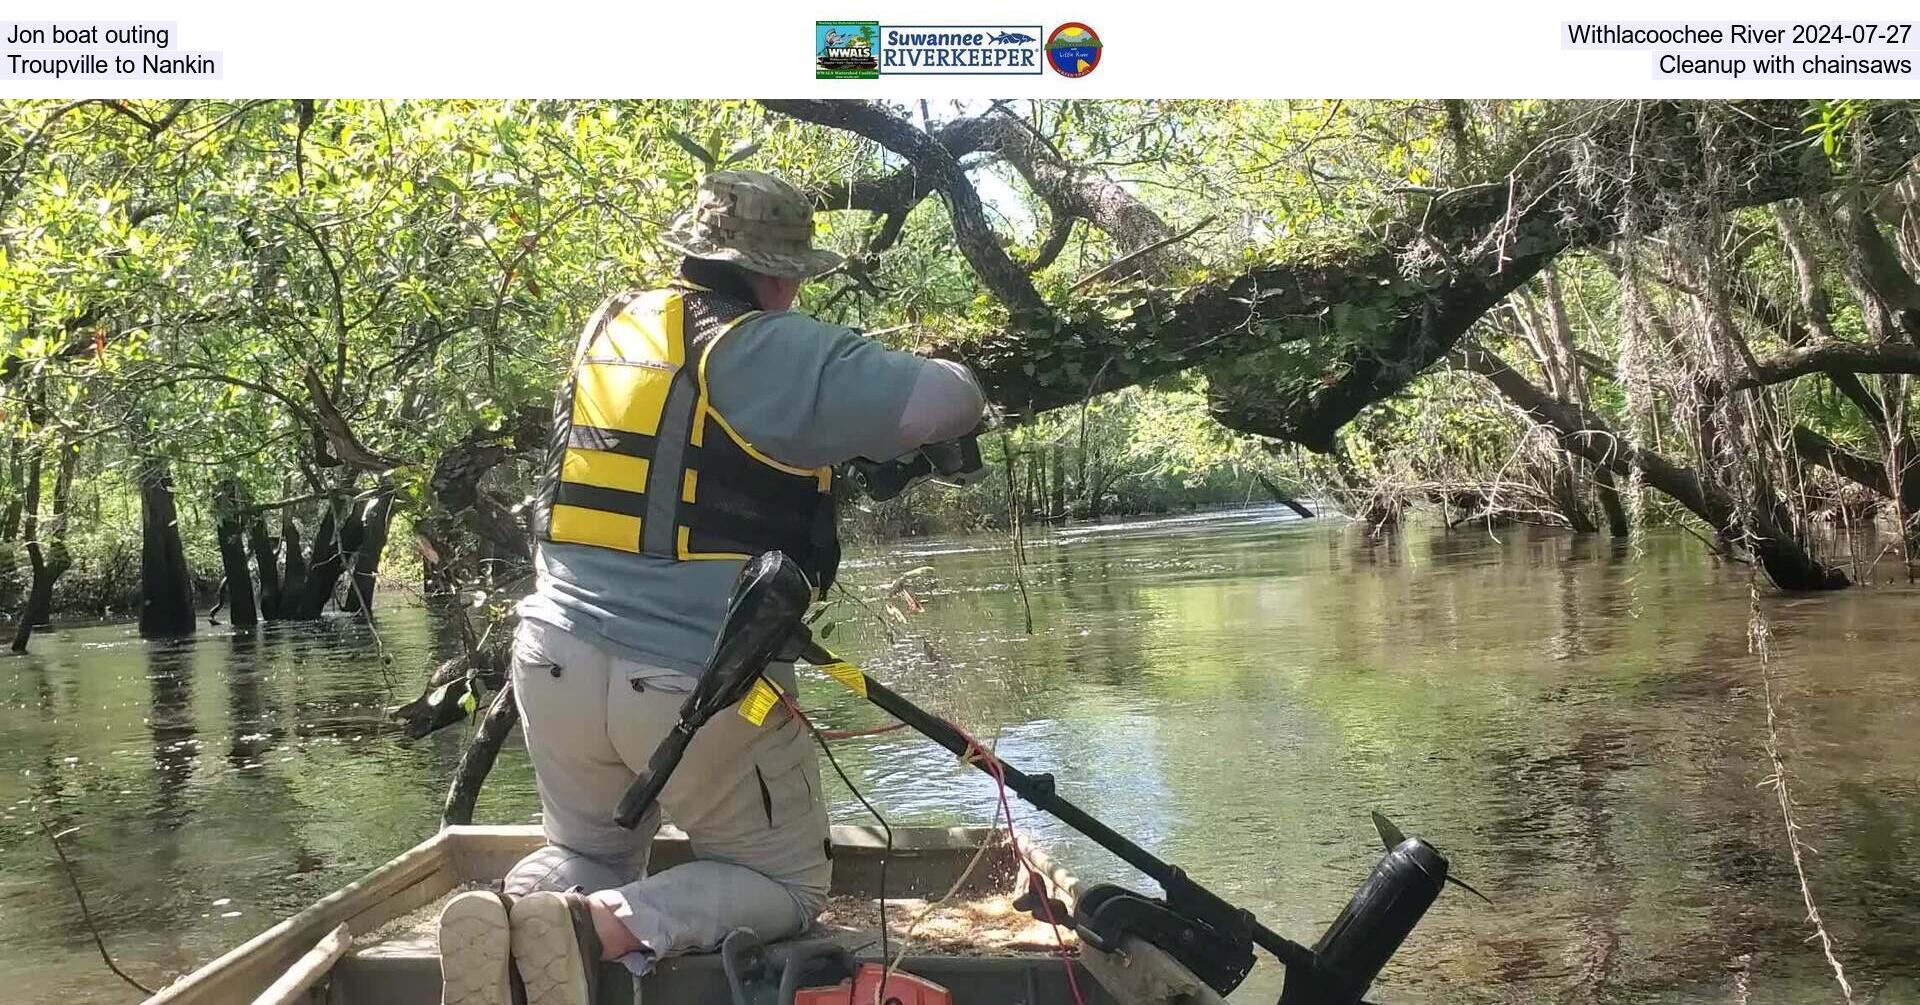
left=143, top=828, right=458, bottom=1005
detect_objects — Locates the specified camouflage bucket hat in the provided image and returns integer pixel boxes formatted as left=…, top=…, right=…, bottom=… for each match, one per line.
left=660, top=170, right=844, bottom=280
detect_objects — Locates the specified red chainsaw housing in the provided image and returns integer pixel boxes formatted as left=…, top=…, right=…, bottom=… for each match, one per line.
left=793, top=963, right=952, bottom=1005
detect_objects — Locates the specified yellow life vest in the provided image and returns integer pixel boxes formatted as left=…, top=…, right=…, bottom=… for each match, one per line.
left=532, top=284, right=839, bottom=585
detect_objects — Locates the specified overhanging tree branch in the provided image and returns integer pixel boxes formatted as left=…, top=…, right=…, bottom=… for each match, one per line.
left=773, top=100, right=1920, bottom=450
left=301, top=369, right=402, bottom=471
left=760, top=100, right=1047, bottom=320
left=1215, top=101, right=1920, bottom=448
left=1792, top=424, right=1899, bottom=501
left=1738, top=341, right=1920, bottom=387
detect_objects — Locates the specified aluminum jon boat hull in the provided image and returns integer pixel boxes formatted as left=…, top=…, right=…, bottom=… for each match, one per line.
left=139, top=824, right=1132, bottom=1005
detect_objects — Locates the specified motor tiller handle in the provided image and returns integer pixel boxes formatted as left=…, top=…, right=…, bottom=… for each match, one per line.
left=614, top=552, right=814, bottom=829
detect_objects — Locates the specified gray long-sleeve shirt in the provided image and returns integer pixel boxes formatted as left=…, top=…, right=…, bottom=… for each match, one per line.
left=518, top=309, right=984, bottom=674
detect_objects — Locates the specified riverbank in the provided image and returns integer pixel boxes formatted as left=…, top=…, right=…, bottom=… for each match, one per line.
left=0, top=498, right=1320, bottom=630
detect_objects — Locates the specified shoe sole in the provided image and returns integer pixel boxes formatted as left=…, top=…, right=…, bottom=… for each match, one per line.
left=512, top=892, right=593, bottom=1005
left=438, top=890, right=515, bottom=1005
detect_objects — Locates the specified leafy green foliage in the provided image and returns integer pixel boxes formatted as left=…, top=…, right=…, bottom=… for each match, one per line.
left=0, top=98, right=1907, bottom=610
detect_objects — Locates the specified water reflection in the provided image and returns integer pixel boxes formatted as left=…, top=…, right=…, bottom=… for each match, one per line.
left=226, top=633, right=276, bottom=774
left=0, top=513, right=1916, bottom=1003
left=147, top=642, right=196, bottom=831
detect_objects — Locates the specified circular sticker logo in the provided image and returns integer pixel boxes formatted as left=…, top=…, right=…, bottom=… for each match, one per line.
left=1045, top=23, right=1101, bottom=77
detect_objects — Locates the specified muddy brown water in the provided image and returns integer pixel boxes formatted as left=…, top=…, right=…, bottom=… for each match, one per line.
left=1, top=509, right=1916, bottom=1003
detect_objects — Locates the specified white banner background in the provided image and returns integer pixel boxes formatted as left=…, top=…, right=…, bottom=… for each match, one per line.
left=2, top=0, right=1918, bottom=97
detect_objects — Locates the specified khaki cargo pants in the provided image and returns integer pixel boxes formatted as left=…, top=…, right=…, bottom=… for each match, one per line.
left=501, top=618, right=833, bottom=976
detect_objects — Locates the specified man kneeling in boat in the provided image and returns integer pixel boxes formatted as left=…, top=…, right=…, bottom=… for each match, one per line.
left=434, top=170, right=985, bottom=1005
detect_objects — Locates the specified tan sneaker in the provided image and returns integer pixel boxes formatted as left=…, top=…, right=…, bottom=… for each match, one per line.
left=510, top=890, right=605, bottom=1005
left=437, top=890, right=520, bottom=1005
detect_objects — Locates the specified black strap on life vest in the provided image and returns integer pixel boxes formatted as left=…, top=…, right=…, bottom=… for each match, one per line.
left=682, top=287, right=841, bottom=590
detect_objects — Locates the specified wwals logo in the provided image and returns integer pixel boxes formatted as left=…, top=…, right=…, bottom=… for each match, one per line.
left=815, top=23, right=1043, bottom=76
left=816, top=22, right=881, bottom=79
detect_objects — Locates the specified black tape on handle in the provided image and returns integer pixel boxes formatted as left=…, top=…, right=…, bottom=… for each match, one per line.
left=615, top=724, right=692, bottom=829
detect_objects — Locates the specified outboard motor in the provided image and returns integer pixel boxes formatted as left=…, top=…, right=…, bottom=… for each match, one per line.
left=1278, top=837, right=1449, bottom=1004
left=613, top=552, right=814, bottom=830
left=613, top=550, right=1479, bottom=1005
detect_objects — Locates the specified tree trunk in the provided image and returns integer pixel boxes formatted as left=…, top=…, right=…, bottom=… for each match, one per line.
left=1593, top=467, right=1631, bottom=538
left=248, top=518, right=283, bottom=620
left=1878, top=379, right=1919, bottom=577
left=295, top=500, right=348, bottom=619
left=442, top=679, right=520, bottom=827
left=1777, top=198, right=1920, bottom=563
left=138, top=455, right=198, bottom=638
left=42, top=446, right=75, bottom=596
left=276, top=515, right=308, bottom=620
left=213, top=480, right=258, bottom=630
left=1517, top=275, right=1601, bottom=534
left=0, top=436, right=22, bottom=543
left=9, top=445, right=44, bottom=652
left=1456, top=342, right=1848, bottom=590
left=1022, top=453, right=1039, bottom=521
left=341, top=486, right=395, bottom=616
left=1548, top=458, right=1599, bottom=534
left=1048, top=444, right=1066, bottom=522
left=1814, top=195, right=1920, bottom=574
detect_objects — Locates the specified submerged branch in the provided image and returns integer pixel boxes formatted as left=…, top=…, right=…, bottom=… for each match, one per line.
left=39, top=819, right=155, bottom=996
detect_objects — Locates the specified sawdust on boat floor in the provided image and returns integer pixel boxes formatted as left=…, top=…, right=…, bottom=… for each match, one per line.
left=353, top=882, right=488, bottom=948
left=355, top=886, right=1075, bottom=958
left=814, top=893, right=1076, bottom=957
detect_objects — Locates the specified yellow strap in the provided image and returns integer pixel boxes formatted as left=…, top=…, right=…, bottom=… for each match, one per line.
left=700, top=406, right=829, bottom=478
left=690, top=314, right=831, bottom=482
left=815, top=658, right=868, bottom=697
left=738, top=676, right=784, bottom=726
left=688, top=310, right=761, bottom=451
left=735, top=651, right=871, bottom=725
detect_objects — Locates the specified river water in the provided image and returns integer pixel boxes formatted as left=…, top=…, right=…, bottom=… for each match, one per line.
left=2, top=508, right=1916, bottom=1003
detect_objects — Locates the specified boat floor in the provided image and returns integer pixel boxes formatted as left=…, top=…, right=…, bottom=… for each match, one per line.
left=355, top=884, right=1078, bottom=959
left=338, top=886, right=1096, bottom=1004
left=146, top=825, right=1116, bottom=1005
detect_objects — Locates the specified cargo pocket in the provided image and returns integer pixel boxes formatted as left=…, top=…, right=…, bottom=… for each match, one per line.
left=512, top=623, right=563, bottom=681
left=751, top=724, right=816, bottom=831
left=624, top=665, right=694, bottom=696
